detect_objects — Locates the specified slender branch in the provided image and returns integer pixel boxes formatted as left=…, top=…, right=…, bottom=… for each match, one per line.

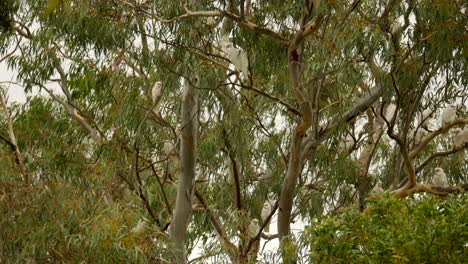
left=409, top=118, right=468, bottom=160
left=135, top=2, right=289, bottom=45
left=41, top=85, right=103, bottom=142
left=0, top=91, right=29, bottom=183
left=194, top=190, right=237, bottom=254
left=416, top=144, right=468, bottom=173
left=244, top=201, right=279, bottom=254
left=393, top=183, right=468, bottom=198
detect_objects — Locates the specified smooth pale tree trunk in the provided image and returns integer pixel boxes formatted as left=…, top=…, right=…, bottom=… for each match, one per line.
left=169, top=77, right=198, bottom=264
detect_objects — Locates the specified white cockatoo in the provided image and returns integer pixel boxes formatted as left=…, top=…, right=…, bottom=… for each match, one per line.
left=420, top=108, right=432, bottom=130
left=384, top=103, right=397, bottom=123
left=452, top=127, right=467, bottom=161
left=163, top=141, right=175, bottom=156
left=390, top=18, right=402, bottom=35
left=432, top=167, right=448, bottom=187
left=414, top=128, right=429, bottom=147
left=369, top=180, right=384, bottom=198
left=261, top=200, right=272, bottom=232
left=151, top=81, right=162, bottom=115
left=358, top=143, right=372, bottom=167
left=164, top=141, right=178, bottom=163
left=220, top=35, right=249, bottom=79
left=339, top=133, right=354, bottom=151
left=224, top=158, right=235, bottom=185
left=340, top=183, right=358, bottom=205
left=175, top=124, right=182, bottom=139
left=441, top=105, right=456, bottom=136
left=132, top=219, right=146, bottom=235
left=247, top=218, right=260, bottom=239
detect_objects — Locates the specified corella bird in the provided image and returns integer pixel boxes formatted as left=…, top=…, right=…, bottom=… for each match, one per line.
left=151, top=81, right=162, bottom=115
left=384, top=103, right=397, bottom=123
left=247, top=218, right=260, bottom=239
left=420, top=108, right=432, bottom=130
left=369, top=180, right=384, bottom=198
left=132, top=219, right=146, bottom=235
left=339, top=133, right=354, bottom=152
left=441, top=105, right=456, bottom=136
left=433, top=168, right=448, bottom=187
left=414, top=128, right=429, bottom=147
left=452, top=127, right=467, bottom=161
left=164, top=141, right=178, bottom=163
left=261, top=200, right=272, bottom=232
left=220, top=35, right=249, bottom=79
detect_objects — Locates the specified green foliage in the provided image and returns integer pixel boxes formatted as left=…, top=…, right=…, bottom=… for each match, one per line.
left=0, top=0, right=18, bottom=33
left=0, top=180, right=172, bottom=263
left=0, top=0, right=466, bottom=262
left=305, top=193, right=467, bottom=263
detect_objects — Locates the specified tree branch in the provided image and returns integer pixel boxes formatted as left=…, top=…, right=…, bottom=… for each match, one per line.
left=416, top=144, right=468, bottom=173
left=409, top=118, right=468, bottom=160
left=0, top=91, right=29, bottom=183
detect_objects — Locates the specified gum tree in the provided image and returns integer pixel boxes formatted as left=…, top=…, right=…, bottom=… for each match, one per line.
left=1, top=0, right=466, bottom=263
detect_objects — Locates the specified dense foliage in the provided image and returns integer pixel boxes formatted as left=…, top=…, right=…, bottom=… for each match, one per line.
left=1, top=0, right=466, bottom=263
left=305, top=193, right=467, bottom=263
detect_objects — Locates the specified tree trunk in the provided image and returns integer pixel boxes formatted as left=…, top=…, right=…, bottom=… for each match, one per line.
left=169, top=77, right=198, bottom=264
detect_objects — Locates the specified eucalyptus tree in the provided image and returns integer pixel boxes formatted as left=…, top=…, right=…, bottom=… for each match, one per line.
left=0, top=0, right=467, bottom=263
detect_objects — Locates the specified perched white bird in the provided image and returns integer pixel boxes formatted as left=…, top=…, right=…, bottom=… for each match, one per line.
left=164, top=142, right=178, bottom=163
left=358, top=143, right=372, bottom=167
left=390, top=18, right=402, bottom=35
left=369, top=180, right=384, bottom=198
left=384, top=103, right=397, bottom=123
left=175, top=124, right=182, bottom=139
left=247, top=218, right=260, bottom=239
left=414, top=128, right=429, bottom=147
left=340, top=183, right=358, bottom=205
left=339, top=133, right=354, bottom=151
left=220, top=35, right=249, bottom=79
left=452, top=127, right=467, bottom=161
left=224, top=158, right=235, bottom=185
left=132, top=219, right=146, bottom=235
left=441, top=105, right=456, bottom=136
left=420, top=108, right=432, bottom=130
left=151, top=81, right=162, bottom=115
left=164, top=141, right=175, bottom=156
left=261, top=200, right=272, bottom=232
left=432, top=167, right=448, bottom=187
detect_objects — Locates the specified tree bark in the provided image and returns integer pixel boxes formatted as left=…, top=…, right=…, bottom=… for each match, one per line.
left=169, top=77, right=198, bottom=264
left=0, top=92, right=29, bottom=183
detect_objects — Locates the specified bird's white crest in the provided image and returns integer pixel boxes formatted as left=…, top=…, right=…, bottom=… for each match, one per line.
left=433, top=167, right=448, bottom=187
